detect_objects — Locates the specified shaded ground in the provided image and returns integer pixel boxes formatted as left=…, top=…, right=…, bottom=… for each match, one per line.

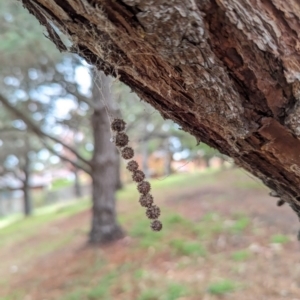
left=1, top=169, right=300, bottom=300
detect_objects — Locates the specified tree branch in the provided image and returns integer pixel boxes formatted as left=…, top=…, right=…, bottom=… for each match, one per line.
left=65, top=85, right=97, bottom=110
left=11, top=169, right=25, bottom=182
left=0, top=126, right=24, bottom=133
left=50, top=76, right=97, bottom=110
left=19, top=0, right=300, bottom=222
left=0, top=93, right=91, bottom=167
left=41, top=139, right=92, bottom=176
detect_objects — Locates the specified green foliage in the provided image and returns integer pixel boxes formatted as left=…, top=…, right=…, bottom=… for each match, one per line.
left=8, top=291, right=29, bottom=300
left=164, top=213, right=194, bottom=231
left=207, top=280, right=237, bottom=295
left=138, top=283, right=188, bottom=300
left=138, top=289, right=161, bottom=300
left=170, top=239, right=206, bottom=257
left=270, top=234, right=289, bottom=244
left=193, top=213, right=225, bottom=239
left=56, top=203, right=90, bottom=217
left=152, top=169, right=217, bottom=191
left=36, top=232, right=75, bottom=255
left=231, top=250, right=251, bottom=261
left=130, top=219, right=165, bottom=248
left=61, top=290, right=83, bottom=300
left=0, top=2, right=60, bottom=66
left=164, top=213, right=186, bottom=225
left=60, top=271, right=117, bottom=300
left=87, top=272, right=117, bottom=299
left=194, top=210, right=251, bottom=238
left=134, top=269, right=146, bottom=279
left=201, top=212, right=219, bottom=222
left=230, top=215, right=250, bottom=234
left=51, top=178, right=74, bottom=191
left=0, top=198, right=89, bottom=247
left=162, top=283, right=188, bottom=300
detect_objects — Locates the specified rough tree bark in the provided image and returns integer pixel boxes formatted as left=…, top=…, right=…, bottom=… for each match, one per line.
left=20, top=1, right=300, bottom=219
left=89, top=71, right=124, bottom=244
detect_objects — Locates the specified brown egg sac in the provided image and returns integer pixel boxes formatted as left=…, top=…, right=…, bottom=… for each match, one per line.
left=139, top=194, right=154, bottom=207
left=110, top=118, right=162, bottom=231
left=137, top=181, right=151, bottom=195
left=111, top=118, right=126, bottom=132
left=126, top=160, right=139, bottom=172
left=132, top=170, right=145, bottom=183
left=146, top=205, right=161, bottom=219
left=115, top=132, right=129, bottom=147
left=121, top=147, right=134, bottom=160
left=151, top=220, right=163, bottom=231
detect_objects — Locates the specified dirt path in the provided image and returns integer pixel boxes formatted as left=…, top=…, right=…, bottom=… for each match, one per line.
left=2, top=169, right=300, bottom=300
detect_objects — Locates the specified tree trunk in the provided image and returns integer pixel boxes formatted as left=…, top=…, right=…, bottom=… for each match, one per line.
left=89, top=71, right=124, bottom=244
left=141, top=115, right=150, bottom=178
left=142, top=140, right=150, bottom=178
left=114, top=106, right=123, bottom=190
left=74, top=168, right=82, bottom=198
left=164, top=138, right=173, bottom=176
left=115, top=149, right=123, bottom=190
left=203, top=156, right=210, bottom=169
left=23, top=153, right=32, bottom=216
left=21, top=1, right=300, bottom=219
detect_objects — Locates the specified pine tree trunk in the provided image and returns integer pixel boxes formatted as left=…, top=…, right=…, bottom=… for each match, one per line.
left=164, top=139, right=172, bottom=176
left=23, top=185, right=32, bottom=216
left=114, top=107, right=123, bottom=190
left=74, top=168, right=82, bottom=198
left=23, top=154, right=32, bottom=216
left=141, top=115, right=151, bottom=178
left=89, top=71, right=124, bottom=244
left=21, top=1, right=300, bottom=218
left=142, top=140, right=150, bottom=178
left=115, top=149, right=123, bottom=190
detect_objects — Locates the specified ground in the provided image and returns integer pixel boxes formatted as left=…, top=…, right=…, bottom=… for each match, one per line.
left=0, top=168, right=300, bottom=300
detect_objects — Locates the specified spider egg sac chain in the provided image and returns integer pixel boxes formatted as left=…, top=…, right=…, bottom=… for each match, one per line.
left=111, top=117, right=163, bottom=231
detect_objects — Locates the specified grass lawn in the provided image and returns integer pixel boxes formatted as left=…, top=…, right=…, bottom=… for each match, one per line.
left=0, top=168, right=299, bottom=300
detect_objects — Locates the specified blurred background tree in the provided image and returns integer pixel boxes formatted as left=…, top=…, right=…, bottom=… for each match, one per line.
left=0, top=1, right=125, bottom=243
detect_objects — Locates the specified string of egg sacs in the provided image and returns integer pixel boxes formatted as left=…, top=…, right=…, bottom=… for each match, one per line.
left=111, top=118, right=163, bottom=231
